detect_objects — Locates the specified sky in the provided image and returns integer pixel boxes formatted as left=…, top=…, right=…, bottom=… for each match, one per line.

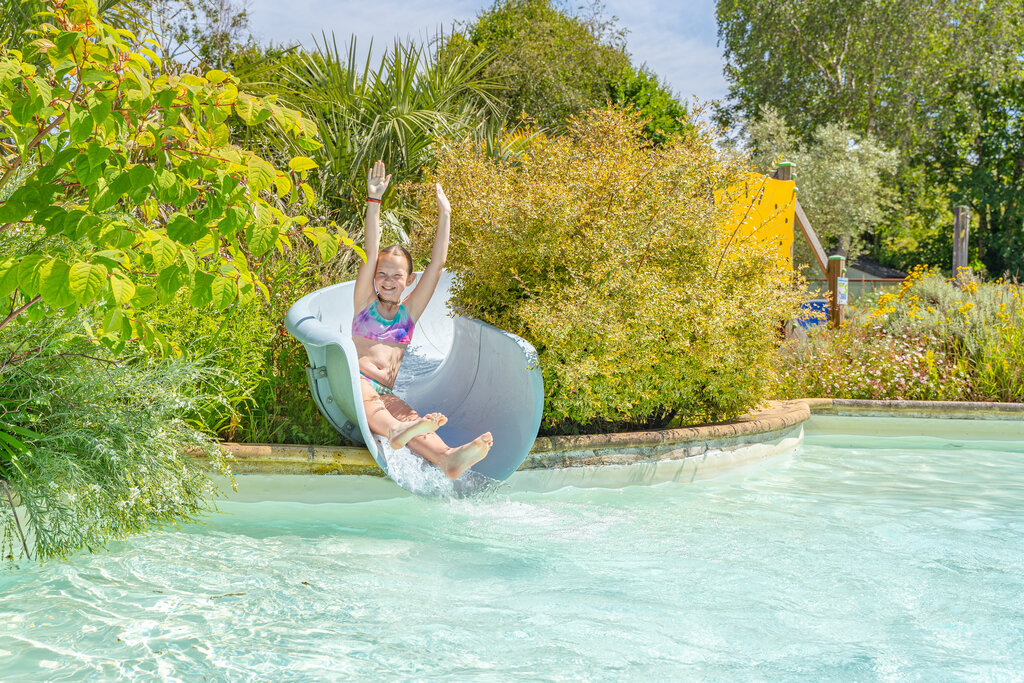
left=243, top=0, right=729, bottom=107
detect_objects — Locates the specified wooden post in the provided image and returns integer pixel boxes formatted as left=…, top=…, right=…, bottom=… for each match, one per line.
left=953, top=206, right=970, bottom=283
left=774, top=161, right=794, bottom=181
left=827, top=255, right=846, bottom=328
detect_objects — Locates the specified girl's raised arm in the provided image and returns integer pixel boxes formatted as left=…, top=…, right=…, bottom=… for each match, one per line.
left=352, top=161, right=391, bottom=311
left=403, top=183, right=451, bottom=321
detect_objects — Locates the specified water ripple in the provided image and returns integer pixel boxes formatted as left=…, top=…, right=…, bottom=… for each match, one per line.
left=3, top=435, right=1024, bottom=680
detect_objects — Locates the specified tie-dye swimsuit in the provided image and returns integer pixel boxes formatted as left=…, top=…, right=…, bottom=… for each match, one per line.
left=351, top=300, right=415, bottom=395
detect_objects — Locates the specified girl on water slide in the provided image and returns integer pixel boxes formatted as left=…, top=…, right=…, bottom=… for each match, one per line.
left=351, top=160, right=493, bottom=479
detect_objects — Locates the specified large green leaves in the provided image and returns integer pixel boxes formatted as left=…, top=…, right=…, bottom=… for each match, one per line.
left=69, top=262, right=109, bottom=305
left=0, top=0, right=338, bottom=358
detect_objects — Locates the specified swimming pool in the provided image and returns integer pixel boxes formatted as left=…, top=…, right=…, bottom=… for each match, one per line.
left=3, top=416, right=1024, bottom=680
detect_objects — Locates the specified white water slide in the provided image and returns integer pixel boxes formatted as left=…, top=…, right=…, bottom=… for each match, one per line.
left=285, top=271, right=544, bottom=494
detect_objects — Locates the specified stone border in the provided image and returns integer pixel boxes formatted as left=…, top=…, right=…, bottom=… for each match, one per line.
left=210, top=398, right=1024, bottom=476
left=523, top=400, right=808, bottom=468
left=804, top=398, right=1024, bottom=420
left=215, top=400, right=811, bottom=475
left=205, top=443, right=382, bottom=476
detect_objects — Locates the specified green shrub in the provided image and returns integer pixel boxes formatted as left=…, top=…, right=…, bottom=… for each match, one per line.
left=0, top=318, right=231, bottom=562
left=414, top=108, right=802, bottom=433
left=149, top=245, right=358, bottom=445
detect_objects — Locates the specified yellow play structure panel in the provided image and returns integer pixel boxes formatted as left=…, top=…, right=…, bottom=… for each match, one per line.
left=721, top=172, right=796, bottom=269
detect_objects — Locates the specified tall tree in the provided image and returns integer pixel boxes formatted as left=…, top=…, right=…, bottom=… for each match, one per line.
left=142, top=0, right=254, bottom=71
left=459, top=0, right=630, bottom=130
left=716, top=0, right=1022, bottom=151
left=931, top=72, right=1024, bottom=276
left=717, top=0, right=1024, bottom=273
left=746, top=107, right=897, bottom=263
left=449, top=0, right=690, bottom=139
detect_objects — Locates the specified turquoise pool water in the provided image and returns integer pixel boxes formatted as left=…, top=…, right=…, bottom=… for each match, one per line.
left=3, top=417, right=1024, bottom=681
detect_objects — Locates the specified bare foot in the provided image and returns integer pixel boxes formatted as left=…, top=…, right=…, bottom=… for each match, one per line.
left=443, top=432, right=493, bottom=480
left=389, top=413, right=447, bottom=449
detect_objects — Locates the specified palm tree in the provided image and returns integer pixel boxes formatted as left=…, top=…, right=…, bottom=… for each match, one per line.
left=269, top=33, right=506, bottom=239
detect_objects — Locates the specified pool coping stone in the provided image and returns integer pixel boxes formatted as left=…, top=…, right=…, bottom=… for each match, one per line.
left=208, top=399, right=1024, bottom=476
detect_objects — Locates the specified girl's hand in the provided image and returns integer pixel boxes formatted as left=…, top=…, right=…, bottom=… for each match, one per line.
left=367, top=160, right=391, bottom=200
left=435, top=183, right=451, bottom=217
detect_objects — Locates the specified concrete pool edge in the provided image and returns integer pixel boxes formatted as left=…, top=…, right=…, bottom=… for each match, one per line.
left=205, top=400, right=811, bottom=477
left=804, top=398, right=1024, bottom=420
left=203, top=398, right=1024, bottom=479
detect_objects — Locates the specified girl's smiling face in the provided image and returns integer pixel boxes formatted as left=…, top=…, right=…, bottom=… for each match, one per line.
left=374, top=252, right=415, bottom=302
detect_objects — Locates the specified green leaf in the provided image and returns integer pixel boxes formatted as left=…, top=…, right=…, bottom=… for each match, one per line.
left=17, top=254, right=45, bottom=297
left=68, top=261, right=108, bottom=305
left=0, top=58, right=19, bottom=83
left=206, top=69, right=229, bottom=84
left=133, top=285, right=157, bottom=308
left=79, top=68, right=115, bottom=84
left=0, top=258, right=20, bottom=298
left=288, top=156, right=318, bottom=172
left=151, top=237, right=177, bottom=269
left=294, top=136, right=323, bottom=152
left=68, top=104, right=93, bottom=143
left=128, top=164, right=155, bottom=190
left=90, top=96, right=112, bottom=128
left=178, top=249, right=197, bottom=273
left=154, top=167, right=177, bottom=202
left=35, top=146, right=77, bottom=184
left=87, top=141, right=112, bottom=169
left=210, top=275, right=238, bottom=309
left=39, top=259, right=73, bottom=307
left=211, top=123, right=229, bottom=147
left=74, top=152, right=101, bottom=186
left=70, top=213, right=99, bottom=241
left=54, top=31, right=82, bottom=53
left=246, top=221, right=277, bottom=257
left=273, top=173, right=291, bottom=197
left=35, top=206, right=68, bottom=236
left=217, top=206, right=244, bottom=236
left=165, top=213, right=204, bottom=244
left=124, top=67, right=150, bottom=99
left=235, top=94, right=261, bottom=124
left=102, top=306, right=124, bottom=334
left=246, top=154, right=275, bottom=193
left=65, top=260, right=107, bottom=305
left=0, top=429, right=30, bottom=457
left=299, top=182, right=316, bottom=206
left=195, top=232, right=217, bottom=258
left=10, top=93, right=41, bottom=126
left=92, top=171, right=131, bottom=212
left=314, top=231, right=341, bottom=261
left=190, top=271, right=214, bottom=307
left=0, top=200, right=30, bottom=224
left=156, top=265, right=187, bottom=302
left=109, top=272, right=137, bottom=305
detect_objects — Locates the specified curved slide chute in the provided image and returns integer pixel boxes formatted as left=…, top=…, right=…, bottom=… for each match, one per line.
left=285, top=271, right=544, bottom=493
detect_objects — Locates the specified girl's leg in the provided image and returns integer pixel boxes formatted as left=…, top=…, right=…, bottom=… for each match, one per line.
left=360, top=379, right=444, bottom=449
left=380, top=394, right=493, bottom=480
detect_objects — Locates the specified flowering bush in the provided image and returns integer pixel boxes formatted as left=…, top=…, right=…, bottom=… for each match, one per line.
left=779, top=266, right=1024, bottom=401
left=778, top=323, right=970, bottom=400
left=413, top=108, right=802, bottom=433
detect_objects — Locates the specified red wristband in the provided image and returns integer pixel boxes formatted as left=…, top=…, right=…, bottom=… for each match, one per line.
left=366, top=197, right=382, bottom=203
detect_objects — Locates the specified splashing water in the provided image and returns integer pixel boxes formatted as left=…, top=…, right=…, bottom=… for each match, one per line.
left=374, top=436, right=499, bottom=498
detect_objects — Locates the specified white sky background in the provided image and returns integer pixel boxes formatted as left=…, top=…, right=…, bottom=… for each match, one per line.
left=242, top=0, right=729, bottom=107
